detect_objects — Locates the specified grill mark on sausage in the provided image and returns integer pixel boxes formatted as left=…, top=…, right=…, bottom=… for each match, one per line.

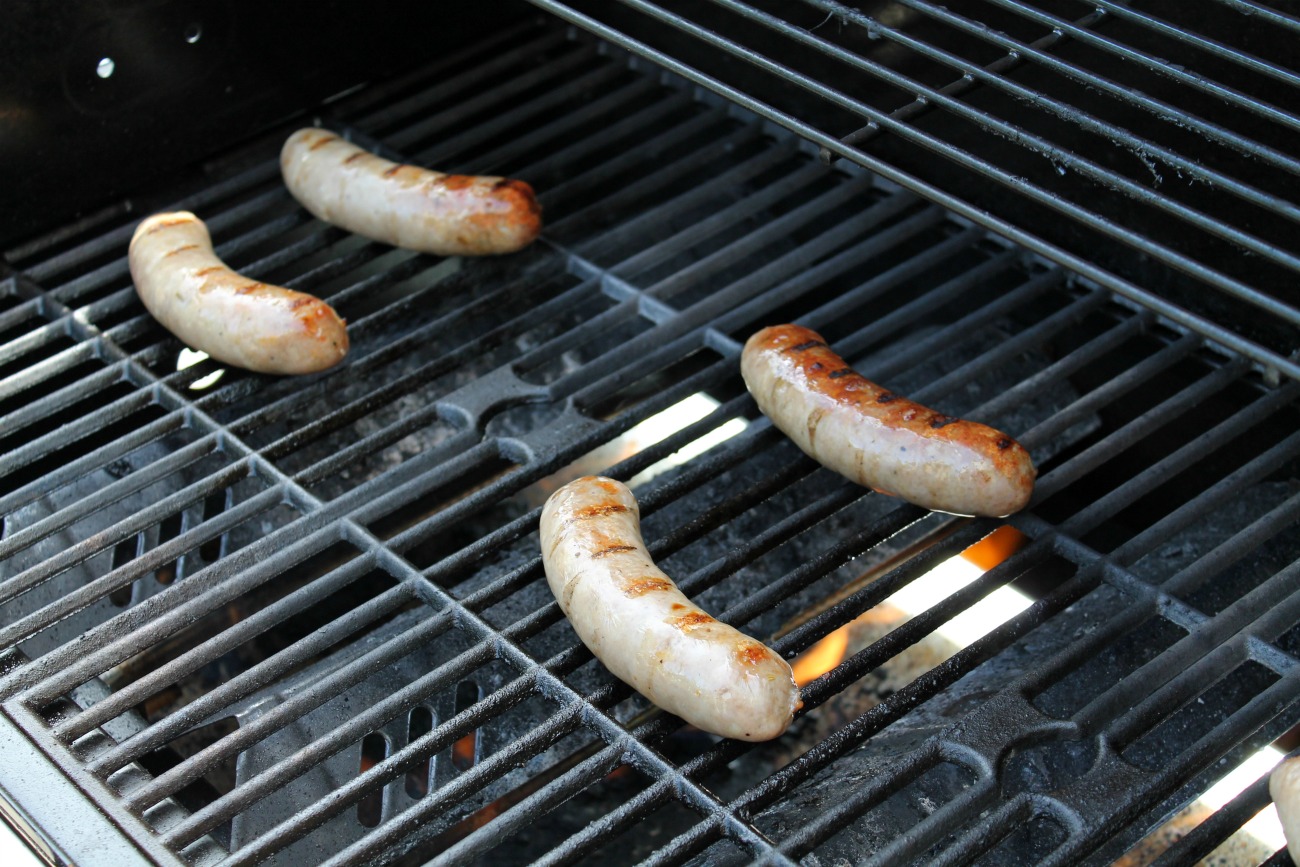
left=735, top=643, right=771, bottom=667
left=342, top=152, right=366, bottom=165
left=930, top=415, right=959, bottom=429
left=572, top=504, right=629, bottom=520
left=997, top=437, right=1014, bottom=450
left=876, top=392, right=900, bottom=403
left=593, top=544, right=637, bottom=559
left=787, top=340, right=827, bottom=352
left=623, top=576, right=674, bottom=597
left=382, top=164, right=407, bottom=178
left=308, top=134, right=339, bottom=150
left=672, top=611, right=715, bottom=632
left=828, top=368, right=855, bottom=379
left=195, top=266, right=225, bottom=277
left=235, top=282, right=266, bottom=295
left=143, top=216, right=195, bottom=235
left=164, top=244, right=200, bottom=257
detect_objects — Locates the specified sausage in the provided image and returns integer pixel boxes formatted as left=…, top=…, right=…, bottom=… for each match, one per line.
left=740, top=324, right=1035, bottom=518
left=1271, top=755, right=1300, bottom=865
left=280, top=128, right=542, bottom=257
left=540, top=476, right=801, bottom=741
left=129, top=211, right=348, bottom=375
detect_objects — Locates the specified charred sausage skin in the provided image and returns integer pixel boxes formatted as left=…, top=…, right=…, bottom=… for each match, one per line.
left=741, top=324, right=1035, bottom=517
left=540, top=476, right=801, bottom=742
left=129, top=212, right=348, bottom=375
left=280, top=128, right=542, bottom=257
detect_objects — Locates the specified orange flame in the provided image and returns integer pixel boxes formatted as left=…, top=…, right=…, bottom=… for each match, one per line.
left=959, top=525, right=1027, bottom=571
left=791, top=626, right=850, bottom=687
left=789, top=525, right=1027, bottom=685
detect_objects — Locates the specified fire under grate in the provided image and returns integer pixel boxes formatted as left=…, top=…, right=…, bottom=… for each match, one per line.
left=1, top=15, right=1299, bottom=867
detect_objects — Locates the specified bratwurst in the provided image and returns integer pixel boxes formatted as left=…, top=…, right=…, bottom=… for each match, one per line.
left=741, top=324, right=1035, bottom=517
left=129, top=212, right=348, bottom=375
left=280, top=128, right=542, bottom=257
left=540, top=476, right=800, bottom=741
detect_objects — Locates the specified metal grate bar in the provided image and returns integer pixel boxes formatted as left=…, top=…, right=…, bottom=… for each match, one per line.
left=153, top=632, right=493, bottom=840
left=410, top=62, right=633, bottom=169
left=1061, top=380, right=1300, bottom=539
left=737, top=0, right=1300, bottom=256
left=1032, top=356, right=1250, bottom=501
left=84, top=580, right=415, bottom=776
left=1212, top=0, right=1300, bottom=34
left=60, top=553, right=406, bottom=745
left=524, top=0, right=1300, bottom=381
left=0, top=441, right=237, bottom=604
left=386, top=44, right=603, bottom=153
left=507, top=87, right=699, bottom=182
left=1093, top=0, right=1300, bottom=88
left=618, top=0, right=1300, bottom=324
left=0, top=354, right=126, bottom=443
left=974, top=0, right=1300, bottom=131
left=19, top=159, right=282, bottom=284
left=881, top=0, right=1300, bottom=175
left=1148, top=770, right=1276, bottom=867
left=0, top=429, right=222, bottom=569
left=1019, top=331, right=1202, bottom=452
left=909, top=282, right=1107, bottom=404
left=349, top=26, right=574, bottom=133
left=0, top=488, right=285, bottom=653
left=1162, top=489, right=1300, bottom=598
left=460, top=75, right=668, bottom=176
left=1097, top=561, right=1300, bottom=743
left=1105, top=419, right=1300, bottom=565
left=537, top=106, right=738, bottom=217
left=429, top=745, right=624, bottom=866
left=975, top=310, right=1152, bottom=423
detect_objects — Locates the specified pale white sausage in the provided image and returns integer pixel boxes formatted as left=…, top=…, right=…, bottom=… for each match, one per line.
left=741, top=324, right=1036, bottom=518
left=540, top=476, right=801, bottom=741
left=1271, top=755, right=1300, bottom=865
left=280, top=128, right=542, bottom=257
left=129, top=212, right=348, bottom=375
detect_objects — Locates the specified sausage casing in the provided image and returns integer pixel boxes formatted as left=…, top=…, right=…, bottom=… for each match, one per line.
left=741, top=324, right=1035, bottom=518
left=1271, top=756, right=1300, bottom=864
left=129, top=212, right=348, bottom=375
left=280, top=128, right=542, bottom=257
left=540, top=476, right=801, bottom=742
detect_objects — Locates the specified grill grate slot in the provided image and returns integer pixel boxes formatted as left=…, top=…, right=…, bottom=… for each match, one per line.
left=0, top=15, right=1298, bottom=867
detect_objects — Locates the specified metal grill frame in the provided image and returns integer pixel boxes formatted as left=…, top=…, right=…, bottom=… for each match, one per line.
left=521, top=0, right=1300, bottom=382
left=0, top=15, right=1298, bottom=867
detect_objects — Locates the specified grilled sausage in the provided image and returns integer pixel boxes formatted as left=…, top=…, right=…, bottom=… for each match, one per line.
left=740, top=324, right=1035, bottom=517
left=1271, top=755, right=1300, bottom=864
left=540, top=476, right=801, bottom=741
left=280, top=128, right=542, bottom=257
left=129, top=212, right=348, bottom=375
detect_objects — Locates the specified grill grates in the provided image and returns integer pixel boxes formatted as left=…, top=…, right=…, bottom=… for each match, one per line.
left=523, top=0, right=1300, bottom=381
left=1, top=15, right=1299, bottom=867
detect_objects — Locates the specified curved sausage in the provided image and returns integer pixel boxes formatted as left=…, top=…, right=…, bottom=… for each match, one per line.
left=540, top=476, right=801, bottom=742
left=129, top=212, right=348, bottom=375
left=1271, top=755, right=1300, bottom=864
left=280, top=128, right=542, bottom=257
left=741, top=324, right=1035, bottom=518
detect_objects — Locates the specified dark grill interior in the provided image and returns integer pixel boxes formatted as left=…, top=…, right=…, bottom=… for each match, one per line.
left=2, top=4, right=1300, bottom=866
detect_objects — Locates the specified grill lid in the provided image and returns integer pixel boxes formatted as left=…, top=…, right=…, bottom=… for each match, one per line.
left=1, top=12, right=1300, bottom=867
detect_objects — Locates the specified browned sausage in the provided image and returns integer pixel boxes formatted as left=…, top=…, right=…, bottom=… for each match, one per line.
left=129, top=212, right=348, bottom=375
left=540, top=476, right=801, bottom=741
left=280, top=128, right=542, bottom=256
left=741, top=324, right=1035, bottom=517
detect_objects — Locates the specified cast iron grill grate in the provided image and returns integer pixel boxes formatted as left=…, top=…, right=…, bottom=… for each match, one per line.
left=523, top=0, right=1300, bottom=381
left=0, top=14, right=1298, bottom=867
